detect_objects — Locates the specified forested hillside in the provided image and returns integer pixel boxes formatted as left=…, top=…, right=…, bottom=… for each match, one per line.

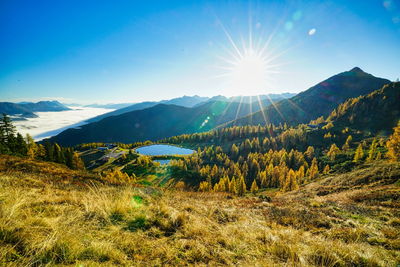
left=327, top=82, right=400, bottom=135
left=161, top=82, right=399, bottom=193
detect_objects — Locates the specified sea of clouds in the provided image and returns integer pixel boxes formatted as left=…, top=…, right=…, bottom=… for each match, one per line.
left=14, top=106, right=114, bottom=141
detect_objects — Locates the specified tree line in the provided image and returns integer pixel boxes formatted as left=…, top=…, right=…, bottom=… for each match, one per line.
left=0, top=114, right=85, bottom=170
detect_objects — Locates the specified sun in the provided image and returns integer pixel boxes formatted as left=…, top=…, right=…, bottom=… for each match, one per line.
left=214, top=18, right=284, bottom=96
left=231, top=49, right=267, bottom=95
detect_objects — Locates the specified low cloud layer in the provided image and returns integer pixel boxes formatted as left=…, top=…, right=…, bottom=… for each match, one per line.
left=14, top=106, right=113, bottom=141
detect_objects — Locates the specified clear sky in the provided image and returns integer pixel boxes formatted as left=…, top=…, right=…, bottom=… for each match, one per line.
left=1, top=0, right=399, bottom=104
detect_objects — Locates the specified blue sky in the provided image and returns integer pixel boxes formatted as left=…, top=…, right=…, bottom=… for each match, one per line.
left=1, top=0, right=399, bottom=104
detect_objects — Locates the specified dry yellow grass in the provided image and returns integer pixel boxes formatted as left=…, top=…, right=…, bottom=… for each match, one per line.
left=0, top=156, right=399, bottom=266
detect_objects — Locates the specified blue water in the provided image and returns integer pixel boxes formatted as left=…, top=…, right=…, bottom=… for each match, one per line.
left=135, top=144, right=195, bottom=156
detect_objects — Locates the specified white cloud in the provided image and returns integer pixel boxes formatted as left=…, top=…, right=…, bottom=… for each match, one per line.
left=14, top=106, right=114, bottom=141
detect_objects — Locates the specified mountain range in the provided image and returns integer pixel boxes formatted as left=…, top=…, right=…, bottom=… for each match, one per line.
left=42, top=67, right=395, bottom=146
left=84, top=103, right=134, bottom=109
left=225, top=67, right=390, bottom=127
left=86, top=93, right=294, bottom=123
left=44, top=98, right=279, bottom=145
left=0, top=101, right=70, bottom=120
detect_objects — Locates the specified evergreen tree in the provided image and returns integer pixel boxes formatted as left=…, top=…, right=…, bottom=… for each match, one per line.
left=25, top=134, right=38, bottom=159
left=0, top=114, right=16, bottom=143
left=304, top=146, right=315, bottom=162
left=65, top=148, right=74, bottom=168
left=72, top=152, right=85, bottom=170
left=297, top=165, right=306, bottom=184
left=237, top=175, right=247, bottom=196
left=0, top=114, right=17, bottom=153
left=266, top=163, right=274, bottom=187
left=199, top=181, right=211, bottom=192
left=250, top=179, right=259, bottom=193
left=13, top=133, right=27, bottom=155
left=323, top=164, right=330, bottom=174
left=327, top=144, right=340, bottom=161
left=342, top=135, right=352, bottom=151
left=386, top=121, right=400, bottom=162
left=230, top=144, right=239, bottom=159
left=36, top=144, right=46, bottom=159
left=367, top=138, right=378, bottom=162
left=229, top=177, right=237, bottom=194
left=353, top=143, right=364, bottom=163
left=309, top=158, right=319, bottom=180
left=44, top=141, right=55, bottom=161
left=282, top=169, right=298, bottom=192
left=53, top=143, right=65, bottom=164
left=259, top=171, right=267, bottom=188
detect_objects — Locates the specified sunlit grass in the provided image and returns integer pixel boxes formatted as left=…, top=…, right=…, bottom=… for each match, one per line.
left=0, top=157, right=399, bottom=266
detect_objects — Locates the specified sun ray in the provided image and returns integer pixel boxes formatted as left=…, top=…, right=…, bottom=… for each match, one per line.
left=234, top=96, right=244, bottom=122
left=256, top=95, right=268, bottom=125
left=263, top=42, right=303, bottom=66
left=215, top=55, right=240, bottom=66
left=248, top=3, right=253, bottom=52
left=249, top=95, right=253, bottom=125
left=215, top=97, right=236, bottom=125
left=285, top=98, right=306, bottom=117
left=264, top=92, right=286, bottom=122
left=216, top=42, right=242, bottom=63
left=216, top=18, right=244, bottom=59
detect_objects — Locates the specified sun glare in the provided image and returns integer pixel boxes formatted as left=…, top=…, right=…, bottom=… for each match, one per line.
left=214, top=17, right=285, bottom=96
left=231, top=49, right=267, bottom=95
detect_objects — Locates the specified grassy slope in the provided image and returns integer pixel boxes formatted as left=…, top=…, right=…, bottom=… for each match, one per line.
left=0, top=156, right=399, bottom=266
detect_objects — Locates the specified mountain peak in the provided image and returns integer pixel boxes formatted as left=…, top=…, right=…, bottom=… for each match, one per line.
left=349, top=67, right=364, bottom=73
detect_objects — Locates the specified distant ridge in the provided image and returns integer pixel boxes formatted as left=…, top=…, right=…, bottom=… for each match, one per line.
left=86, top=93, right=293, bottom=123
left=0, top=100, right=70, bottom=119
left=20, top=101, right=71, bottom=112
left=86, top=95, right=209, bottom=123
left=84, top=103, right=133, bottom=109
left=43, top=98, right=275, bottom=146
